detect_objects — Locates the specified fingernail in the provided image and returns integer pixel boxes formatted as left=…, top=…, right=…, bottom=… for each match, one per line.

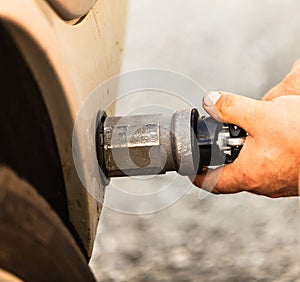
left=203, top=91, right=222, bottom=107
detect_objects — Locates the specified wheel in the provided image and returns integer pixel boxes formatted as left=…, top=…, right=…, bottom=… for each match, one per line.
left=0, top=166, right=96, bottom=282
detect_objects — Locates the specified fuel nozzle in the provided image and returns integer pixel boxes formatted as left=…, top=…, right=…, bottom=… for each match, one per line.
left=96, top=109, right=246, bottom=186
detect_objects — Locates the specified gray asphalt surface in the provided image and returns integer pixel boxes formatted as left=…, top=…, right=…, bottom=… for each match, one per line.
left=90, top=1, right=300, bottom=281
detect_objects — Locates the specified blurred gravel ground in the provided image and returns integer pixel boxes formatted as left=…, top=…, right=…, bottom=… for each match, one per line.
left=90, top=1, right=300, bottom=281
left=92, top=192, right=300, bottom=282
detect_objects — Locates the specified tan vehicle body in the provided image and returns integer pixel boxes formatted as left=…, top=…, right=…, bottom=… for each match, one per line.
left=0, top=0, right=127, bottom=256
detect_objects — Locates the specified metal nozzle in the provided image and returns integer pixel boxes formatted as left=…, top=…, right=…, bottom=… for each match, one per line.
left=96, top=109, right=246, bottom=185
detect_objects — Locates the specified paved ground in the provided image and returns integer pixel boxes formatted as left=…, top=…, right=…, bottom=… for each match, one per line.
left=90, top=1, right=300, bottom=281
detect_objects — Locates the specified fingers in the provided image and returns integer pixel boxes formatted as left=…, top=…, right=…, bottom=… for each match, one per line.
left=191, top=164, right=241, bottom=194
left=263, top=59, right=300, bottom=101
left=262, top=83, right=283, bottom=101
left=290, top=58, right=300, bottom=74
left=202, top=91, right=269, bottom=134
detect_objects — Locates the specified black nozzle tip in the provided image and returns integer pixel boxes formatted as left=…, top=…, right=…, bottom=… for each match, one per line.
left=95, top=110, right=110, bottom=186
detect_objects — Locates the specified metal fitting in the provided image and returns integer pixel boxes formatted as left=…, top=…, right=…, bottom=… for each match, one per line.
left=96, top=109, right=246, bottom=185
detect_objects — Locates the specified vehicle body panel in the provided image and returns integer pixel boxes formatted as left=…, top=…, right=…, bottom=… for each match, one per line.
left=0, top=0, right=127, bottom=256
left=46, top=0, right=97, bottom=21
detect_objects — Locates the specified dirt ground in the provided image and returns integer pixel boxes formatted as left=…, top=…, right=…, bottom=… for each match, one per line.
left=91, top=191, right=300, bottom=282
left=90, top=1, right=300, bottom=281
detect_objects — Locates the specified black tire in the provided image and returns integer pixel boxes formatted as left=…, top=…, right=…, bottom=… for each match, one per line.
left=0, top=166, right=96, bottom=282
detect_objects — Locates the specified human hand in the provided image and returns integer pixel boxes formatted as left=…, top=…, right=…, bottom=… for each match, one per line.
left=191, top=62, right=300, bottom=197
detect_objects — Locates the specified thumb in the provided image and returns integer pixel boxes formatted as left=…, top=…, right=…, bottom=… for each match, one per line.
left=202, top=91, right=269, bottom=134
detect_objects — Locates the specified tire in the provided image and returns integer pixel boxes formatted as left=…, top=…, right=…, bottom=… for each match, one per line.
left=0, top=166, right=96, bottom=282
